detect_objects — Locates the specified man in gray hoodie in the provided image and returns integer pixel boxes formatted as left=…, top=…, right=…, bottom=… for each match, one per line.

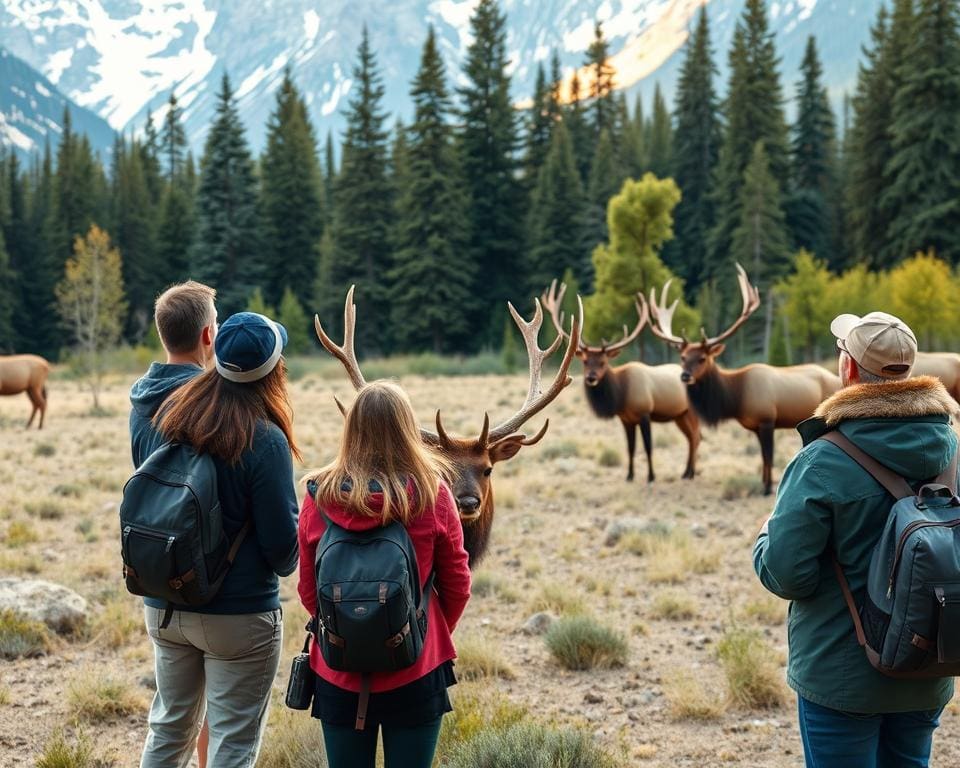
left=129, top=281, right=217, bottom=468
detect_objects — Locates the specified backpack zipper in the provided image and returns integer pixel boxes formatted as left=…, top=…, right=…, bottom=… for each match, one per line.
left=887, top=519, right=960, bottom=598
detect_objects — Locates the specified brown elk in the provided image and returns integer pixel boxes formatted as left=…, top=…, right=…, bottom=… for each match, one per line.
left=0, top=355, right=50, bottom=429
left=542, top=280, right=700, bottom=482
left=315, top=286, right=582, bottom=567
left=913, top=352, right=960, bottom=402
left=647, top=265, right=840, bottom=495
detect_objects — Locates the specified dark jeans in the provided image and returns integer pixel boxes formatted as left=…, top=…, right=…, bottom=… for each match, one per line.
left=321, top=716, right=443, bottom=768
left=798, top=696, right=944, bottom=768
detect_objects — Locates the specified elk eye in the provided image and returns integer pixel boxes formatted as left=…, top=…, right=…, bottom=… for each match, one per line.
left=483, top=467, right=493, bottom=477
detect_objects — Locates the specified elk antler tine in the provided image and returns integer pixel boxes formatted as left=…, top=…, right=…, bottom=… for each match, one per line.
left=519, top=420, right=550, bottom=446
left=333, top=395, right=347, bottom=417
left=434, top=410, right=451, bottom=446
left=478, top=413, right=490, bottom=448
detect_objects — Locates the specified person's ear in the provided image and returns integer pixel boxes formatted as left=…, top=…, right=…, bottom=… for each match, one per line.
left=201, top=325, right=214, bottom=347
left=843, top=353, right=859, bottom=383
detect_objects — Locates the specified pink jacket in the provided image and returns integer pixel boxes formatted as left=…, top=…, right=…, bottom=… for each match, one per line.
left=297, top=480, right=471, bottom=693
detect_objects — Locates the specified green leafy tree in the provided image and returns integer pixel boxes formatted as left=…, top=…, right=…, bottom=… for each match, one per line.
left=457, top=0, right=523, bottom=339
left=278, top=286, right=310, bottom=354
left=392, top=28, right=474, bottom=352
left=56, top=225, right=127, bottom=409
left=881, top=0, right=960, bottom=265
left=330, top=28, right=393, bottom=354
left=526, top=121, right=590, bottom=295
left=586, top=173, right=696, bottom=342
left=261, top=69, right=324, bottom=307
left=774, top=249, right=833, bottom=361
left=787, top=36, right=837, bottom=264
left=192, top=74, right=263, bottom=316
left=670, top=6, right=722, bottom=292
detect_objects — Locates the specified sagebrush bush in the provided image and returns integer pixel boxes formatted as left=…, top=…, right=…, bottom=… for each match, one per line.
left=596, top=446, right=621, bottom=467
left=88, top=592, right=143, bottom=649
left=721, top=475, right=765, bottom=501
left=717, top=627, right=786, bottom=709
left=545, top=616, right=628, bottom=671
left=33, top=443, right=56, bottom=458
left=442, top=722, right=620, bottom=768
left=35, top=730, right=95, bottom=768
left=67, top=672, right=145, bottom=723
left=256, top=702, right=327, bottom=768
left=663, top=670, right=725, bottom=720
left=6, top=520, right=38, bottom=547
left=437, top=684, right=528, bottom=758
left=0, top=609, right=50, bottom=659
left=454, top=635, right=516, bottom=681
left=540, top=440, right=581, bottom=460
left=530, top=584, right=588, bottom=616
left=650, top=591, right=697, bottom=620
left=740, top=593, right=787, bottom=626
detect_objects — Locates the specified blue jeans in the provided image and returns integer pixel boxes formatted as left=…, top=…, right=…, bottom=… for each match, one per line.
left=798, top=696, right=943, bottom=768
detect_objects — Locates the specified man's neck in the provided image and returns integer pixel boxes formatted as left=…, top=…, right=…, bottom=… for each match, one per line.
left=166, top=353, right=205, bottom=368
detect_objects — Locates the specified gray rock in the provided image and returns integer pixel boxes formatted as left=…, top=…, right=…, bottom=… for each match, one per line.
left=0, top=578, right=88, bottom=634
left=522, top=611, right=556, bottom=635
left=584, top=691, right=604, bottom=704
left=603, top=518, right=671, bottom=546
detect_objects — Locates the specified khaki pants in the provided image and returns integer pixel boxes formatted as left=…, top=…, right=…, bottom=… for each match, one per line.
left=139, top=606, right=283, bottom=768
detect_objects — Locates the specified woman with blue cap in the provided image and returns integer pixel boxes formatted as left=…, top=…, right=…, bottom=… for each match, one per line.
left=140, top=312, right=301, bottom=768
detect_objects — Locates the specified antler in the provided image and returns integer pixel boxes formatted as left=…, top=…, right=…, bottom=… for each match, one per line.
left=541, top=280, right=581, bottom=347
left=602, top=296, right=649, bottom=354
left=646, top=279, right=687, bottom=349
left=702, top=263, right=761, bottom=347
left=542, top=279, right=645, bottom=353
left=314, top=285, right=367, bottom=389
left=487, top=295, right=583, bottom=443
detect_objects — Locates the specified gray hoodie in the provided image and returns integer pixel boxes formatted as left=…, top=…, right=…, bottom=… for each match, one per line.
left=129, top=362, right=202, bottom=468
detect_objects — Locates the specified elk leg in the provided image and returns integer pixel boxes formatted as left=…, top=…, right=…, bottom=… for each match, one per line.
left=38, top=386, right=47, bottom=430
left=639, top=416, right=654, bottom=482
left=675, top=410, right=700, bottom=480
left=757, top=423, right=775, bottom=496
left=623, top=420, right=636, bottom=482
left=25, top=389, right=40, bottom=429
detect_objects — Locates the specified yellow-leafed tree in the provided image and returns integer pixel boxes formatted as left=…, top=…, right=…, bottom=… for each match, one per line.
left=886, top=249, right=959, bottom=349
left=775, top=250, right=833, bottom=361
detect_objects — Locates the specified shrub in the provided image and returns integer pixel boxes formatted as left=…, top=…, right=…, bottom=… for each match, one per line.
left=650, top=591, right=697, bottom=621
left=721, top=475, right=765, bottom=501
left=530, top=584, right=588, bottom=616
left=663, top=670, right=725, bottom=720
left=256, top=702, right=328, bottom=768
left=0, top=683, right=9, bottom=706
left=0, top=609, right=51, bottom=659
left=740, top=593, right=787, bottom=626
left=540, top=440, right=580, bottom=460
left=88, top=592, right=143, bottom=649
left=641, top=531, right=722, bottom=585
left=34, top=442, right=56, bottom=458
left=470, top=572, right=518, bottom=602
left=717, top=627, right=786, bottom=709
left=67, top=672, right=145, bottom=723
left=545, top=616, right=628, bottom=671
left=442, top=722, right=620, bottom=768
left=6, top=520, right=38, bottom=547
left=437, top=684, right=528, bottom=758
left=26, top=499, right=64, bottom=520
left=35, top=730, right=96, bottom=768
left=455, top=635, right=516, bottom=681
left=53, top=484, right=84, bottom=499
left=597, top=446, right=621, bottom=467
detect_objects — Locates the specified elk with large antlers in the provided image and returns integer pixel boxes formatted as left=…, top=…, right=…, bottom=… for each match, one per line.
left=647, top=265, right=840, bottom=495
left=315, top=286, right=582, bottom=567
left=542, top=281, right=699, bottom=482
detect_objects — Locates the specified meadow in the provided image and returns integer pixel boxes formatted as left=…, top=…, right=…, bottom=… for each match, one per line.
left=2, top=365, right=959, bottom=767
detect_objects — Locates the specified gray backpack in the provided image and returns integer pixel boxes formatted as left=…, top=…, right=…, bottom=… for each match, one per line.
left=821, top=432, right=960, bottom=678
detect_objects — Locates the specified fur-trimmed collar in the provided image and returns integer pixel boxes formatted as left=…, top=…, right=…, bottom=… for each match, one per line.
left=815, top=375, right=958, bottom=426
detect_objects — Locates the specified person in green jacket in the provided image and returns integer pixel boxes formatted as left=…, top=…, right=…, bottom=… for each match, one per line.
left=754, top=311, right=957, bottom=768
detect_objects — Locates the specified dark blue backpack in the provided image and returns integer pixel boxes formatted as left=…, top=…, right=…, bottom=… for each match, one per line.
left=120, top=442, right=249, bottom=627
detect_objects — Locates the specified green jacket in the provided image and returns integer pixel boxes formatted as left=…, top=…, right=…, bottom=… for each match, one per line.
left=754, top=376, right=958, bottom=713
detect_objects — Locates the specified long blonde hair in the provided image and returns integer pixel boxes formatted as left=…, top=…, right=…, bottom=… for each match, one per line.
left=310, top=381, right=448, bottom=524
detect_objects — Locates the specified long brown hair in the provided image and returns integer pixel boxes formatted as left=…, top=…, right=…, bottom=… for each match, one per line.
left=309, top=381, right=448, bottom=524
left=155, top=360, right=301, bottom=464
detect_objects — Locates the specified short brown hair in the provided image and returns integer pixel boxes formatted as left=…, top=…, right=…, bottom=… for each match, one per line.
left=154, top=281, right=216, bottom=354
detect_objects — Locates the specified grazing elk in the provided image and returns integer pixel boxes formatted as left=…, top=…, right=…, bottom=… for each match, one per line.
left=647, top=265, right=840, bottom=495
left=0, top=354, right=50, bottom=429
left=542, top=280, right=700, bottom=482
left=913, top=352, right=960, bottom=403
left=315, top=286, right=582, bottom=567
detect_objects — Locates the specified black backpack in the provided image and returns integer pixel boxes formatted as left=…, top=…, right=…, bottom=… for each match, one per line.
left=309, top=480, right=432, bottom=730
left=120, top=442, right=250, bottom=627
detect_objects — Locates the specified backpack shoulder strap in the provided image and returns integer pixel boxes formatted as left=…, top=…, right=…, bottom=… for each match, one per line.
left=934, top=448, right=959, bottom=495
left=818, top=431, right=914, bottom=500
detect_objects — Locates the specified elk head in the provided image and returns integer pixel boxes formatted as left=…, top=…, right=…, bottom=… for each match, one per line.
left=646, top=264, right=760, bottom=384
left=314, top=286, right=582, bottom=567
left=542, top=279, right=647, bottom=387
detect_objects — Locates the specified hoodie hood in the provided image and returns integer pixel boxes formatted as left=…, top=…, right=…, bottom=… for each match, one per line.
left=129, top=362, right=203, bottom=417
left=799, top=376, right=959, bottom=480
left=307, top=478, right=416, bottom=532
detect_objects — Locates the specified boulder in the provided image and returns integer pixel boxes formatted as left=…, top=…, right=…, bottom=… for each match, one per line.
left=522, top=611, right=556, bottom=635
left=0, top=579, right=88, bottom=634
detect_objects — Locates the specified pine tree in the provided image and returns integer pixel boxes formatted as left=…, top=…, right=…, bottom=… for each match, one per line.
left=323, top=131, right=336, bottom=228
left=4, top=154, right=31, bottom=349
left=391, top=28, right=474, bottom=352
left=523, top=62, right=552, bottom=189
left=547, top=50, right=564, bottom=123
left=787, top=35, right=837, bottom=264
left=707, top=0, right=790, bottom=288
left=670, top=6, right=722, bottom=292
left=586, top=129, right=620, bottom=249
left=192, top=73, right=263, bottom=315
left=881, top=0, right=960, bottom=264
left=645, top=83, right=673, bottom=178
left=0, top=228, right=14, bottom=352
left=586, top=21, right=616, bottom=142
left=156, top=172, right=195, bottom=287
left=731, top=141, right=791, bottom=358
left=527, top=121, right=591, bottom=294
left=29, top=141, right=61, bottom=358
left=141, top=110, right=163, bottom=205
left=260, top=69, right=324, bottom=308
left=278, top=286, right=310, bottom=354
left=329, top=28, right=393, bottom=354
left=566, top=70, right=592, bottom=182
left=457, top=0, right=523, bottom=340
left=161, top=92, right=187, bottom=181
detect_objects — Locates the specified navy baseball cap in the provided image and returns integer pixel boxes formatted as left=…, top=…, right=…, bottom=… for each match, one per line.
left=214, top=312, right=288, bottom=383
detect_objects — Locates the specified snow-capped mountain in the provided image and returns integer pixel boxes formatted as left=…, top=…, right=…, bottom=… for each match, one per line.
left=0, top=47, right=114, bottom=160
left=0, top=0, right=883, bottom=158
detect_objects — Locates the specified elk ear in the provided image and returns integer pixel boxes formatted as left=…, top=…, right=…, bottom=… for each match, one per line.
left=605, top=347, right=623, bottom=359
left=708, top=342, right=726, bottom=358
left=488, top=435, right=526, bottom=464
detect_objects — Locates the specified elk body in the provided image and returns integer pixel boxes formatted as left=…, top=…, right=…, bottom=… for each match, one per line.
left=0, top=354, right=50, bottom=429
left=315, top=286, right=582, bottom=567
left=648, top=266, right=840, bottom=495
left=543, top=282, right=699, bottom=482
left=913, top=352, right=960, bottom=402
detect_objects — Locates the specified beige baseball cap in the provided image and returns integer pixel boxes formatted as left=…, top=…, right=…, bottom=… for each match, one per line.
left=830, top=311, right=917, bottom=378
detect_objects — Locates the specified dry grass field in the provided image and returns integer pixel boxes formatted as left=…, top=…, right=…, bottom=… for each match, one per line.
left=2, top=367, right=959, bottom=767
